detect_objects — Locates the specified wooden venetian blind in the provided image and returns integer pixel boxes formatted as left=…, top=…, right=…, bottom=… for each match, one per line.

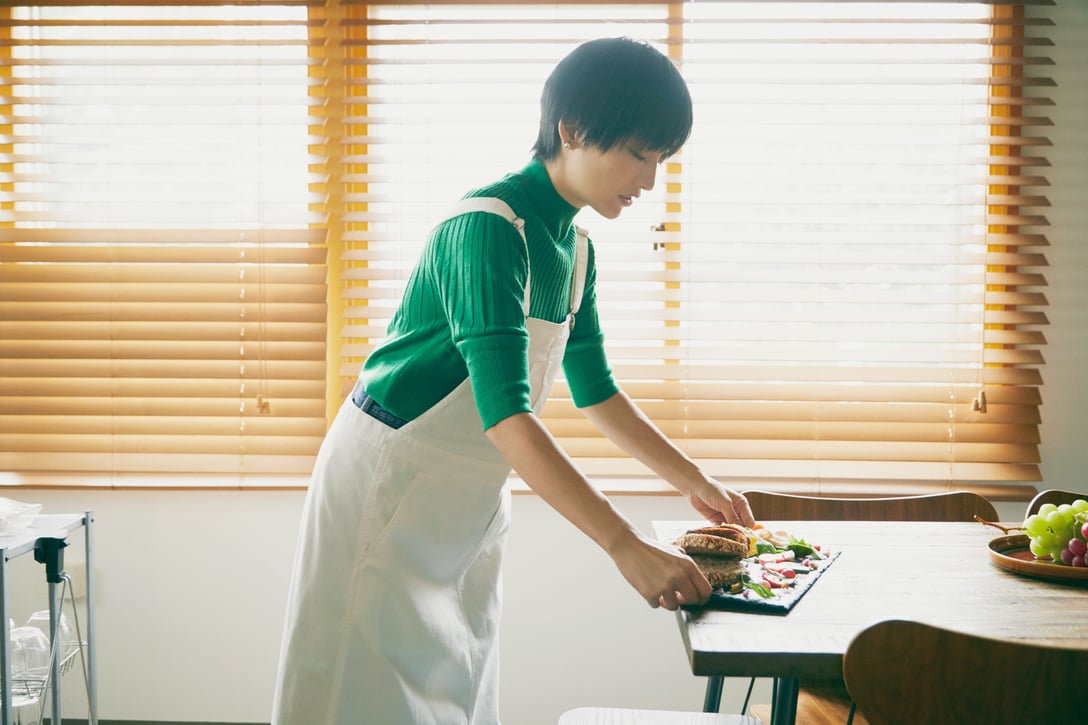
left=0, top=1, right=327, bottom=479
left=332, top=0, right=1052, bottom=487
left=0, top=1, right=1052, bottom=488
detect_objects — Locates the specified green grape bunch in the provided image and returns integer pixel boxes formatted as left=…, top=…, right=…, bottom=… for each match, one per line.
left=1022, top=499, right=1088, bottom=567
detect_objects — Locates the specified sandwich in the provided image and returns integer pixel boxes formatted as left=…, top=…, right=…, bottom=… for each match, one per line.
left=673, top=524, right=753, bottom=590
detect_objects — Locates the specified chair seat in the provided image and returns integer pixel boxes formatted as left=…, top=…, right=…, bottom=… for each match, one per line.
left=557, top=706, right=761, bottom=725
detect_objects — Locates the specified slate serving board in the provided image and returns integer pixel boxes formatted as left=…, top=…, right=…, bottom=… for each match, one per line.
left=698, top=550, right=842, bottom=615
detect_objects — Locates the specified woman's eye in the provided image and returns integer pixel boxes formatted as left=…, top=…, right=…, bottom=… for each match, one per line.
left=631, top=148, right=665, bottom=165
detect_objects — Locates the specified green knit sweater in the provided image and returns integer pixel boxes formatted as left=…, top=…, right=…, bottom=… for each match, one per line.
left=359, top=158, right=619, bottom=430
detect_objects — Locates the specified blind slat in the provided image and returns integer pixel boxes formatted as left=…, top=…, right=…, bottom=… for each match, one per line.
left=560, top=458, right=1041, bottom=483
left=0, top=452, right=319, bottom=475
left=0, top=360, right=326, bottom=379
left=544, top=379, right=1040, bottom=401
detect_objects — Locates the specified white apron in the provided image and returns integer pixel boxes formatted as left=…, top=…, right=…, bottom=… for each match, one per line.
left=272, top=198, right=589, bottom=725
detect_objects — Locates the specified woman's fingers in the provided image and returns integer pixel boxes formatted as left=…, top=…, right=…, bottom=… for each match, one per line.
left=648, top=562, right=711, bottom=610
left=614, top=532, right=713, bottom=610
left=689, top=484, right=756, bottom=529
left=731, top=492, right=756, bottom=528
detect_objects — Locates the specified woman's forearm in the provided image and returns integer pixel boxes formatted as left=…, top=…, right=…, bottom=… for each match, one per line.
left=485, top=410, right=714, bottom=608
left=579, top=390, right=703, bottom=491
left=580, top=391, right=756, bottom=527
left=484, top=411, right=637, bottom=555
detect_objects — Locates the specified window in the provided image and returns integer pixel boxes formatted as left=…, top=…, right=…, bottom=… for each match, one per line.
left=0, top=3, right=326, bottom=480
left=1, top=1, right=1051, bottom=489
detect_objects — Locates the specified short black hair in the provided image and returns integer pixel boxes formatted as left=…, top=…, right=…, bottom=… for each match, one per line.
left=532, top=37, right=693, bottom=161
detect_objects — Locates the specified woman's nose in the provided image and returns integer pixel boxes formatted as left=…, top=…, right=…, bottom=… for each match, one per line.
left=641, top=163, right=657, bottom=191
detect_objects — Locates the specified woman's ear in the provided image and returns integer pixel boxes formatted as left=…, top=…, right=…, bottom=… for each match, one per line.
left=557, top=120, right=579, bottom=150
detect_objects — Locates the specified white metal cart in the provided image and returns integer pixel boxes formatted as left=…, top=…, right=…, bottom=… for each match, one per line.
left=1, top=512, right=97, bottom=725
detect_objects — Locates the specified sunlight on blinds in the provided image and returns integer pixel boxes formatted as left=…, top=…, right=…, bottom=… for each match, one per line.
left=654, top=1, right=1029, bottom=483
left=683, top=1, right=992, bottom=370
left=0, top=4, right=327, bottom=479
left=9, top=5, right=314, bottom=229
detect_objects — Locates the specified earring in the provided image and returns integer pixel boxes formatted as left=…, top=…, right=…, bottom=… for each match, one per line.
left=563, top=141, right=571, bottom=150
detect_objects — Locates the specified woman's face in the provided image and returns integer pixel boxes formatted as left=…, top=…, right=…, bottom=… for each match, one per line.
left=552, top=139, right=665, bottom=219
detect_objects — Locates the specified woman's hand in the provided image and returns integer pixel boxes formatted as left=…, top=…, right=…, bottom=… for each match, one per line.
left=578, top=393, right=756, bottom=529
left=685, top=479, right=756, bottom=529
left=606, top=529, right=712, bottom=610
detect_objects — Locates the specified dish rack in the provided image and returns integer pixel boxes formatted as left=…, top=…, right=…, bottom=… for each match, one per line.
left=1, top=512, right=97, bottom=725
left=9, top=640, right=86, bottom=701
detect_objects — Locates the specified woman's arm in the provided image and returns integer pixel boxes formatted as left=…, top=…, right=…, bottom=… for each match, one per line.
left=580, top=390, right=755, bottom=528
left=485, top=411, right=712, bottom=609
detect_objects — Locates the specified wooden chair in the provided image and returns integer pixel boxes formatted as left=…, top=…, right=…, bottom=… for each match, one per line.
left=742, top=490, right=998, bottom=523
left=843, top=619, right=1088, bottom=725
left=557, top=708, right=759, bottom=724
left=1025, top=488, right=1086, bottom=516
left=737, top=490, right=998, bottom=725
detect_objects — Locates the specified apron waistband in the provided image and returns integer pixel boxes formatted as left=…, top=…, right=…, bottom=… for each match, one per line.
left=351, top=380, right=408, bottom=429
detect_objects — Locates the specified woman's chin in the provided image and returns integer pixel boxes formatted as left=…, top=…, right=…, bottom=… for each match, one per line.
left=591, top=202, right=624, bottom=220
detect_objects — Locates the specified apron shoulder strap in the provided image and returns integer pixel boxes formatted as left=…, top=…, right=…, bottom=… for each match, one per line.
left=440, top=197, right=530, bottom=317
left=570, top=225, right=589, bottom=316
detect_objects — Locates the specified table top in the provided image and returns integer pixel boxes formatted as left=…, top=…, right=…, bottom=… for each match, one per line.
left=653, top=520, right=1088, bottom=681
left=0, top=513, right=88, bottom=560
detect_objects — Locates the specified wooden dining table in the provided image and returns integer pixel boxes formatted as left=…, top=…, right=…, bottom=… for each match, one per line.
left=653, top=519, right=1088, bottom=725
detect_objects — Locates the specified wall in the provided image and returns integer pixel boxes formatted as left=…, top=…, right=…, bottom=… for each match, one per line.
left=1035, top=0, right=1088, bottom=489
left=5, top=2, right=1086, bottom=724
left=9, top=491, right=716, bottom=724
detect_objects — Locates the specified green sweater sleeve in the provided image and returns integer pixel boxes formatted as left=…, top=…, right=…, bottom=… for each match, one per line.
left=432, top=211, right=535, bottom=429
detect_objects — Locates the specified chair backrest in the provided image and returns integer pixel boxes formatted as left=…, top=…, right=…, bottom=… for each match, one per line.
left=843, top=619, right=1087, bottom=725
left=741, top=490, right=998, bottom=523
left=1025, top=488, right=1086, bottom=516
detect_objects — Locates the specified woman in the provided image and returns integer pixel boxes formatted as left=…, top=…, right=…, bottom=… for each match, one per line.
left=272, top=37, right=755, bottom=724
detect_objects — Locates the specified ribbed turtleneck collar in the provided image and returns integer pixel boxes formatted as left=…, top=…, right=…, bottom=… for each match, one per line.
left=517, top=157, right=579, bottom=243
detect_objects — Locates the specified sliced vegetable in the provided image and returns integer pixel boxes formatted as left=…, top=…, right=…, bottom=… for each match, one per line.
left=787, top=535, right=825, bottom=560
left=754, top=540, right=778, bottom=555
left=743, top=578, right=774, bottom=599
left=763, top=564, right=798, bottom=579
